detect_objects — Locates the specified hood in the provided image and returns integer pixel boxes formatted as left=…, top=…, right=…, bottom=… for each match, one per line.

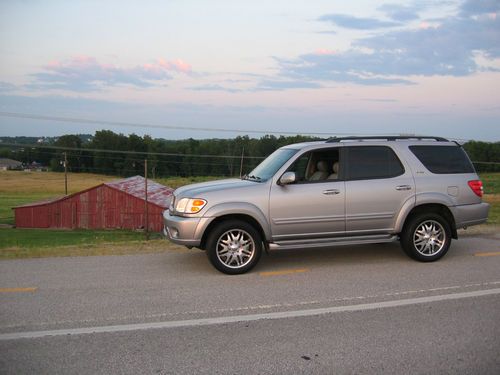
left=174, top=178, right=259, bottom=198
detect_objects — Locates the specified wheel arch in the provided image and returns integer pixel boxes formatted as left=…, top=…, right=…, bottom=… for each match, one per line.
left=200, top=213, right=267, bottom=250
left=401, top=203, right=457, bottom=239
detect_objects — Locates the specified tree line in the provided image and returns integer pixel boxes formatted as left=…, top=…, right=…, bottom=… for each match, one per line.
left=0, top=131, right=318, bottom=177
left=1, top=131, right=498, bottom=177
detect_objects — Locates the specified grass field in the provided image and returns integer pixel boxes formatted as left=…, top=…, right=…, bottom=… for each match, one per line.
left=0, top=228, right=167, bottom=259
left=0, top=170, right=498, bottom=259
left=479, top=173, right=499, bottom=225
left=0, top=171, right=117, bottom=225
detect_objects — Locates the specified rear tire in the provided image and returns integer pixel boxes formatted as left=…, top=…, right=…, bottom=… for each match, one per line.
left=401, top=213, right=451, bottom=262
left=206, top=220, right=262, bottom=275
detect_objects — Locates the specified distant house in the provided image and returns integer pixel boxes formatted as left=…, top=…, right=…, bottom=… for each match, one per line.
left=0, top=158, right=22, bottom=171
left=13, top=176, right=174, bottom=231
left=23, top=161, right=47, bottom=172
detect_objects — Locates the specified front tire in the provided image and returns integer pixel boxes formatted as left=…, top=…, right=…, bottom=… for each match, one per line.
left=401, top=213, right=451, bottom=262
left=206, top=220, right=262, bottom=274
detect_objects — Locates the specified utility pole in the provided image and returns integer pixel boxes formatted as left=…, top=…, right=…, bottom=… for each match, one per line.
left=144, top=159, right=149, bottom=240
left=63, top=152, right=68, bottom=195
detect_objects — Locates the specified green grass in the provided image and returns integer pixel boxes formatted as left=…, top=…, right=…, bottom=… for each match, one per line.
left=0, top=228, right=154, bottom=249
left=0, top=193, right=56, bottom=225
left=479, top=173, right=499, bottom=225
left=0, top=228, right=168, bottom=259
left=480, top=172, right=500, bottom=195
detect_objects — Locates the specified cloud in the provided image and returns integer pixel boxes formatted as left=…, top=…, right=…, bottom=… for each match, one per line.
left=361, top=98, right=399, bottom=103
left=190, top=84, right=243, bottom=93
left=29, top=56, right=192, bottom=92
left=0, top=81, right=17, bottom=92
left=460, top=0, right=500, bottom=16
left=276, top=1, right=500, bottom=85
left=377, top=4, right=420, bottom=22
left=357, top=11, right=500, bottom=67
left=318, top=14, right=401, bottom=30
left=277, top=52, right=416, bottom=85
left=253, top=80, right=322, bottom=91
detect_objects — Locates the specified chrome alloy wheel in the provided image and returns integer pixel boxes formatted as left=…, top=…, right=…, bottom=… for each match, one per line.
left=216, top=229, right=255, bottom=269
left=413, top=220, right=446, bottom=256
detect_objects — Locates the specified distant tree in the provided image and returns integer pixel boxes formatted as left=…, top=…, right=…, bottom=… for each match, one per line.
left=51, top=135, right=83, bottom=172
left=464, top=141, right=500, bottom=172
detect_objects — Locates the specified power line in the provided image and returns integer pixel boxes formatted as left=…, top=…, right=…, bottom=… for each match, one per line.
left=17, top=149, right=248, bottom=167
left=0, top=142, right=266, bottom=159
left=0, top=111, right=339, bottom=136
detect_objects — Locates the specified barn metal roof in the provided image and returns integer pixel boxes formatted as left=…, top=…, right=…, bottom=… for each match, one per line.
left=105, top=176, right=173, bottom=208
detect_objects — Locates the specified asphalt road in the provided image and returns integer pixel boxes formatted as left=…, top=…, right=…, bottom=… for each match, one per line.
left=1, top=233, right=499, bottom=374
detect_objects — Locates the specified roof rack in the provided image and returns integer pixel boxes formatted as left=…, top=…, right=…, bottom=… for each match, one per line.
left=326, top=136, right=449, bottom=143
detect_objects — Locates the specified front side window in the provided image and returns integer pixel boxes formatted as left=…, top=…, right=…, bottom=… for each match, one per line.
left=345, top=146, right=404, bottom=180
left=286, top=148, right=341, bottom=183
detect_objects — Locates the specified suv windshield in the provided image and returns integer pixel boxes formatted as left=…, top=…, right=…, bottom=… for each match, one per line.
left=245, top=148, right=298, bottom=182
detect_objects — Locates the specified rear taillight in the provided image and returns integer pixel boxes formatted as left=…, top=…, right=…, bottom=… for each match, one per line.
left=468, top=180, right=483, bottom=197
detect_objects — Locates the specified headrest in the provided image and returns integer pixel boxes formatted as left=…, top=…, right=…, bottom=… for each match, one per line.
left=317, top=161, right=328, bottom=172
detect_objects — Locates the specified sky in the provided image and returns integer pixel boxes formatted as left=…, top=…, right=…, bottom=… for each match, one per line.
left=0, top=0, right=499, bottom=141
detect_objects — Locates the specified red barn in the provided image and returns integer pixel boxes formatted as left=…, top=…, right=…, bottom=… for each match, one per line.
left=13, top=176, right=173, bottom=232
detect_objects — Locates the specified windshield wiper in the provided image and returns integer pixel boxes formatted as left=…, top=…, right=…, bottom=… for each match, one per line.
left=243, top=174, right=262, bottom=182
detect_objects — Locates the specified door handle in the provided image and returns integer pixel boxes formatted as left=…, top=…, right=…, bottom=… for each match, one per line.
left=323, top=189, right=340, bottom=195
left=396, top=185, right=412, bottom=191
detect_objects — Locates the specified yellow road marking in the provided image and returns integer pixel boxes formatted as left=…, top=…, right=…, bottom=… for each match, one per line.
left=474, top=251, right=500, bottom=257
left=0, top=287, right=38, bottom=293
left=260, top=268, right=309, bottom=277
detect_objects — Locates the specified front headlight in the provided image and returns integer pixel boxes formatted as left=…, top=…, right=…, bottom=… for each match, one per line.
left=175, top=198, right=207, bottom=214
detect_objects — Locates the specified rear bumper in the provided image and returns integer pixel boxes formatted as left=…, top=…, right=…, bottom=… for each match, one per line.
left=454, top=202, right=490, bottom=228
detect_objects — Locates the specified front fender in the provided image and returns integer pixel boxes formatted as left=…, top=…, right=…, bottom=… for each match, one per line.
left=198, top=202, right=271, bottom=241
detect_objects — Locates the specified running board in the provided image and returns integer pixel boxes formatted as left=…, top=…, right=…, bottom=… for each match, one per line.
left=268, top=234, right=398, bottom=251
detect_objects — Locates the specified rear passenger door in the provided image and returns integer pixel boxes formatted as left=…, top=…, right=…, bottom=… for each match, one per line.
left=344, top=146, right=415, bottom=234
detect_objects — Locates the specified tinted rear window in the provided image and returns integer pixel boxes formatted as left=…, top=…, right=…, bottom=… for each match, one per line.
left=409, top=145, right=475, bottom=174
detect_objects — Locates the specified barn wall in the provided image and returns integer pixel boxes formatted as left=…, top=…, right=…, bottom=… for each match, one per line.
left=14, top=185, right=166, bottom=231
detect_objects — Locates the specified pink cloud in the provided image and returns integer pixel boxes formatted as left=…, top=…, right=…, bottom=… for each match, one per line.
left=418, top=21, right=440, bottom=30
left=33, top=56, right=192, bottom=91
left=157, top=58, right=192, bottom=73
left=314, top=49, right=338, bottom=56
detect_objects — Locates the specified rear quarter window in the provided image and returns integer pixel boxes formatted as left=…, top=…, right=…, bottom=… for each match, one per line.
left=409, top=145, right=475, bottom=174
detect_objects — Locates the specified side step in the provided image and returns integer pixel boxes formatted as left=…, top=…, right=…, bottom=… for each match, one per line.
left=268, top=234, right=399, bottom=251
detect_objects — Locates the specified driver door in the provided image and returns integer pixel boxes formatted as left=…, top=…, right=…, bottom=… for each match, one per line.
left=269, top=148, right=345, bottom=241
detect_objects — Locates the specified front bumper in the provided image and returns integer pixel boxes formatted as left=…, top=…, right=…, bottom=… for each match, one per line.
left=163, top=210, right=212, bottom=247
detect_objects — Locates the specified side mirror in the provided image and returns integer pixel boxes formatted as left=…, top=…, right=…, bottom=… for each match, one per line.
left=279, top=172, right=296, bottom=185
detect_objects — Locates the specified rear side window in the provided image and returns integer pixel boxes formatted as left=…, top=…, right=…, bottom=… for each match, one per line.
left=345, top=146, right=404, bottom=180
left=409, top=146, right=475, bottom=174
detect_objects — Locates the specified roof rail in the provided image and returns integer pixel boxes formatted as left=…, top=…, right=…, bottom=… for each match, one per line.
left=326, top=136, right=449, bottom=143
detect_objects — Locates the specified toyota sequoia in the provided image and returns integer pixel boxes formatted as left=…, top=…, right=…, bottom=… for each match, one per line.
left=163, top=136, right=490, bottom=274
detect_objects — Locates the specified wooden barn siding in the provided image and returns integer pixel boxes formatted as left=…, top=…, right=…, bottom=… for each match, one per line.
left=14, top=185, right=166, bottom=231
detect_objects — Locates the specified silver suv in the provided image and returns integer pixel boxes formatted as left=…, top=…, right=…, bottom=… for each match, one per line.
left=163, top=136, right=489, bottom=274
